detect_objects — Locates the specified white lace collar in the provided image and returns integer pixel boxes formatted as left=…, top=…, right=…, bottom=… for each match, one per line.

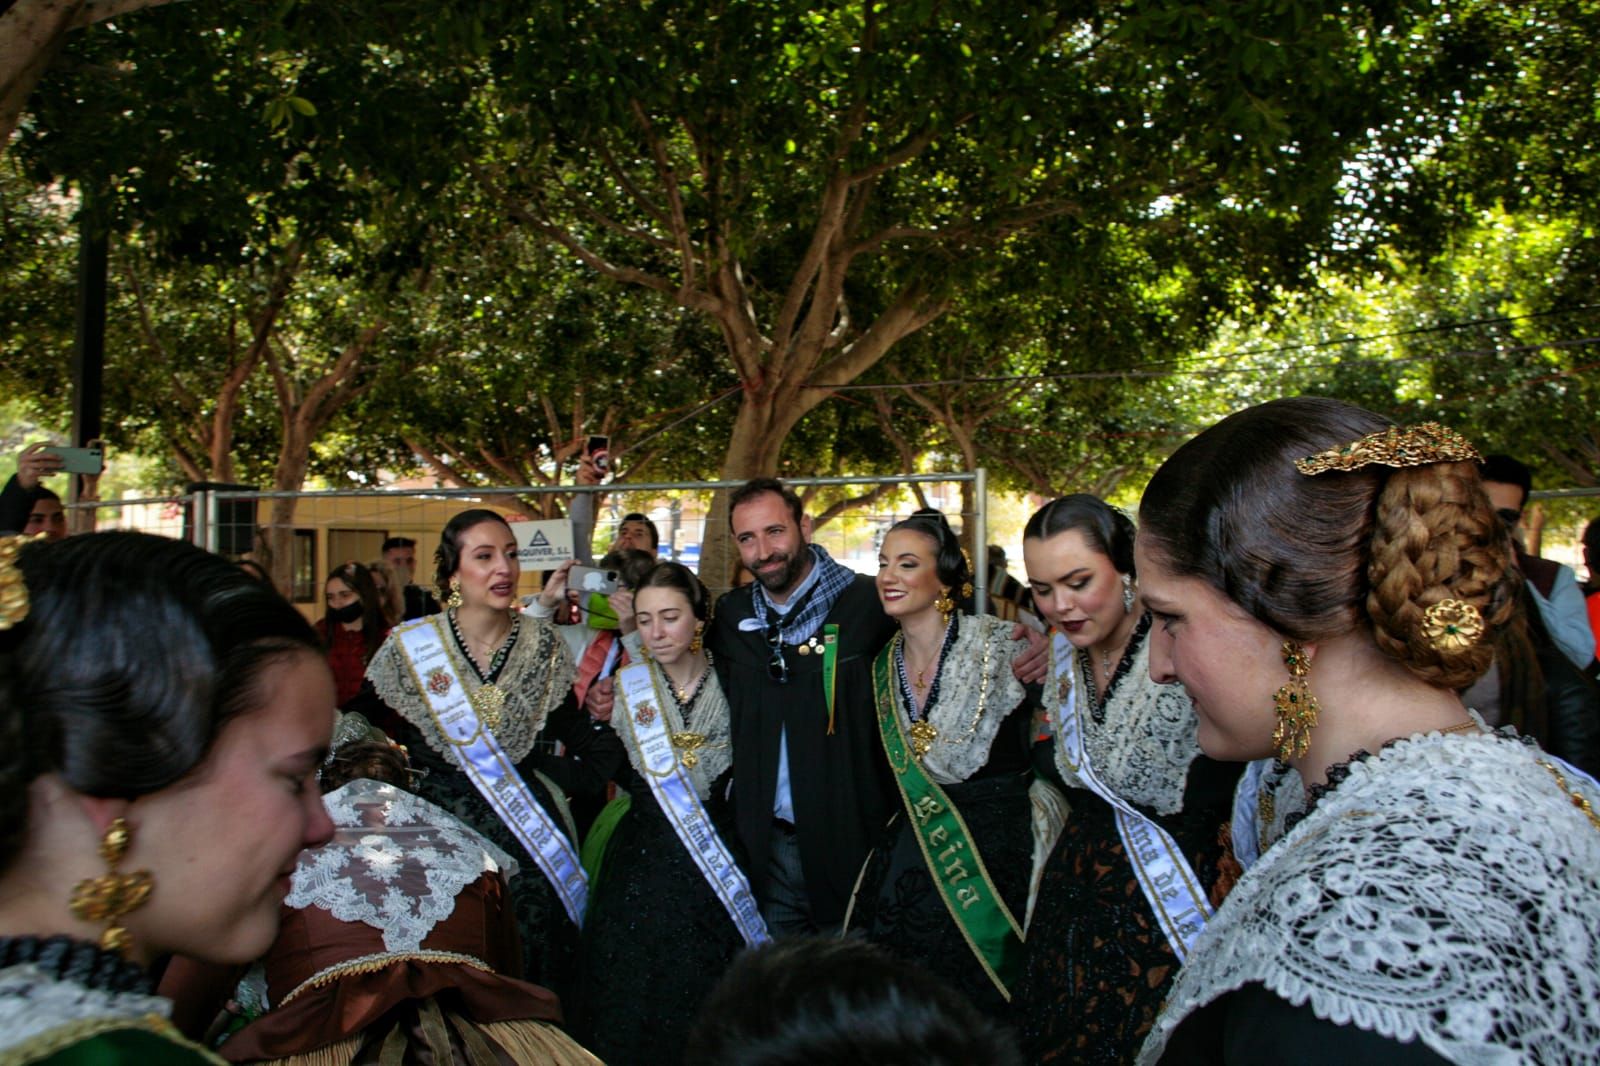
left=898, top=615, right=1027, bottom=785
left=287, top=779, right=519, bottom=954
left=1138, top=732, right=1600, bottom=1064
left=1053, top=627, right=1203, bottom=815
left=0, top=964, right=173, bottom=1053
left=366, top=614, right=575, bottom=763
left=615, top=662, right=732, bottom=797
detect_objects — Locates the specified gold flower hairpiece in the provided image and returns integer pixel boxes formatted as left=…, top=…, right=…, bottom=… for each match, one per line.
left=1420, top=599, right=1485, bottom=652
left=1295, top=422, right=1481, bottom=476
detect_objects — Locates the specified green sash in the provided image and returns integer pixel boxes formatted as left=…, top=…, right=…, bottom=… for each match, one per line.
left=871, top=648, right=1024, bottom=999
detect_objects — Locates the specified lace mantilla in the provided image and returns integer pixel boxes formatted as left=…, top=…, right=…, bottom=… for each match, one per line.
left=287, top=779, right=520, bottom=953
left=0, top=962, right=173, bottom=1053
left=1054, top=625, right=1202, bottom=814
left=616, top=663, right=732, bottom=796
left=366, top=614, right=575, bottom=763
left=1138, top=732, right=1600, bottom=1065
left=907, top=615, right=1028, bottom=785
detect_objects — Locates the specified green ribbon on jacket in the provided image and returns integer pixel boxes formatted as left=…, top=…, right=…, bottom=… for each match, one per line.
left=871, top=647, right=1024, bottom=999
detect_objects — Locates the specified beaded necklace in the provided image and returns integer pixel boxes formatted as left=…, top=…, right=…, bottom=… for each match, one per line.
left=894, top=617, right=958, bottom=722
left=446, top=609, right=520, bottom=682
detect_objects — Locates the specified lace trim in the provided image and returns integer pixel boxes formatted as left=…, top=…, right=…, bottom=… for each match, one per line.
left=367, top=615, right=575, bottom=763
left=286, top=779, right=520, bottom=954
left=1138, top=732, right=1600, bottom=1064
left=907, top=615, right=1028, bottom=785
left=278, top=950, right=495, bottom=1007
left=1055, top=623, right=1202, bottom=815
left=0, top=962, right=174, bottom=1054
left=615, top=664, right=733, bottom=796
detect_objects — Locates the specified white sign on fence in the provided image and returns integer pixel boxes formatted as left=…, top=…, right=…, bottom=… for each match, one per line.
left=512, top=518, right=575, bottom=568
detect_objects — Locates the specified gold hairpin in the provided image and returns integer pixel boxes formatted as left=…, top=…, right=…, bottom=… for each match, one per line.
left=0, top=534, right=44, bottom=632
left=1295, top=422, right=1480, bottom=476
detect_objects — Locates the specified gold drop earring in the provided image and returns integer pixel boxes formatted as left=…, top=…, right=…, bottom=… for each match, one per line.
left=68, top=817, right=154, bottom=958
left=1271, top=641, right=1319, bottom=762
left=445, top=577, right=463, bottom=610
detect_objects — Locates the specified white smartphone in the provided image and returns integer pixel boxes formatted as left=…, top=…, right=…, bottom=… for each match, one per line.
left=568, top=565, right=620, bottom=595
left=42, top=445, right=104, bottom=476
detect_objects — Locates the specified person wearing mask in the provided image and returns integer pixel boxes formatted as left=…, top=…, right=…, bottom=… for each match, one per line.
left=316, top=561, right=390, bottom=709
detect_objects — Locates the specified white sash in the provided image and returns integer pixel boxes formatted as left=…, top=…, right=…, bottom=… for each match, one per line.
left=1051, top=632, right=1212, bottom=960
left=396, top=618, right=587, bottom=925
left=1230, top=758, right=1272, bottom=871
left=616, top=661, right=771, bottom=948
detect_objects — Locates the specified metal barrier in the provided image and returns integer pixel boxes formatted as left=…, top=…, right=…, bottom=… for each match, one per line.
left=74, top=471, right=993, bottom=613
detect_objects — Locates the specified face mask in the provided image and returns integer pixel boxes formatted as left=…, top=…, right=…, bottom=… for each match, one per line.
left=585, top=592, right=620, bottom=630
left=329, top=601, right=364, bottom=624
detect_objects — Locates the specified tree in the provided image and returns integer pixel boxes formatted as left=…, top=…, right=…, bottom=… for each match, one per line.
left=468, top=0, right=1484, bottom=579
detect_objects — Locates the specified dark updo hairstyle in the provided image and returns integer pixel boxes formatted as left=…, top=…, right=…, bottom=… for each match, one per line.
left=1138, top=396, right=1514, bottom=688
left=320, top=740, right=410, bottom=793
left=636, top=561, right=710, bottom=621
left=0, top=532, right=321, bottom=871
left=432, top=508, right=513, bottom=599
left=1023, top=494, right=1137, bottom=577
left=886, top=509, right=971, bottom=600
left=685, top=937, right=1023, bottom=1066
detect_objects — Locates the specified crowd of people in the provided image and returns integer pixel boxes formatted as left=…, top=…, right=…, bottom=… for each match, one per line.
left=2, top=396, right=1599, bottom=1065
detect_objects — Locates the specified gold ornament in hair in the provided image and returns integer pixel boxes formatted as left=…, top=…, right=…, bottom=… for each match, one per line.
left=0, top=533, right=45, bottom=631
left=69, top=817, right=154, bottom=958
left=1271, top=641, right=1320, bottom=762
left=1294, top=422, right=1481, bottom=476
left=1420, top=599, right=1485, bottom=652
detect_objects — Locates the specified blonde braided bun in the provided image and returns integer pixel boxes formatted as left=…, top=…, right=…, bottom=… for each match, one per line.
left=1366, top=462, right=1514, bottom=688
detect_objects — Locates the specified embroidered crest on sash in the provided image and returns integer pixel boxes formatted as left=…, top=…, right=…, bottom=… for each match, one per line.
left=635, top=702, right=658, bottom=727
left=426, top=668, right=452, bottom=696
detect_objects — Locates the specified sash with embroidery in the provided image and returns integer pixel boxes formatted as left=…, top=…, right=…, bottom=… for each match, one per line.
left=395, top=618, right=587, bottom=925
left=872, top=648, right=1024, bottom=999
left=615, top=661, right=770, bottom=947
left=1050, top=631, right=1211, bottom=960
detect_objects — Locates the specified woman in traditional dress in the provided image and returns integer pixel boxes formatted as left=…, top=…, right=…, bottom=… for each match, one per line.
left=573, top=562, right=766, bottom=1065
left=316, top=562, right=389, bottom=709
left=0, top=531, right=336, bottom=1064
left=1012, top=495, right=1241, bottom=1063
left=216, top=734, right=600, bottom=1066
left=1134, top=397, right=1600, bottom=1064
left=360, top=508, right=623, bottom=997
left=844, top=510, right=1036, bottom=1017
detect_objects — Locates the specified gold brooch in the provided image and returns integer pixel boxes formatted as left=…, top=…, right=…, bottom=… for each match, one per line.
left=671, top=731, right=706, bottom=768
left=1294, top=422, right=1480, bottom=476
left=909, top=720, right=939, bottom=760
left=469, top=683, right=506, bottom=732
left=1420, top=599, right=1485, bottom=651
left=0, top=534, right=43, bottom=632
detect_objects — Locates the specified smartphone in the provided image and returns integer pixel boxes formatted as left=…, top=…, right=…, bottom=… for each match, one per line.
left=42, top=445, right=104, bottom=476
left=586, top=434, right=610, bottom=473
left=568, top=565, right=620, bottom=596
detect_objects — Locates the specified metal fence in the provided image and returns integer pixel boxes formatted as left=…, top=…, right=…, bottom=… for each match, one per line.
left=70, top=471, right=992, bottom=616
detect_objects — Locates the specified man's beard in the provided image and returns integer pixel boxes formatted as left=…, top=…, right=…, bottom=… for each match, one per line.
left=754, top=546, right=810, bottom=596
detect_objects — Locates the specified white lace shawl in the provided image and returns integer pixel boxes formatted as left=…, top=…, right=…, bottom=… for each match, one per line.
left=1138, top=732, right=1600, bottom=1065
left=366, top=614, right=576, bottom=763
left=0, top=964, right=172, bottom=1052
left=1053, top=628, right=1203, bottom=814
left=909, top=614, right=1028, bottom=785
left=285, top=779, right=520, bottom=955
left=614, top=663, right=732, bottom=797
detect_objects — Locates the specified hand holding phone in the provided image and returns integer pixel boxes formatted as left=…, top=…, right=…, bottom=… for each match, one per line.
left=586, top=435, right=610, bottom=474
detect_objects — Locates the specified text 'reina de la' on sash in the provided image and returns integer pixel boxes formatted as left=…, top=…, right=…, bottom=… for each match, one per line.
left=872, top=650, right=1023, bottom=1000
left=616, top=661, right=770, bottom=947
left=1051, top=632, right=1211, bottom=961
left=397, top=618, right=587, bottom=926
